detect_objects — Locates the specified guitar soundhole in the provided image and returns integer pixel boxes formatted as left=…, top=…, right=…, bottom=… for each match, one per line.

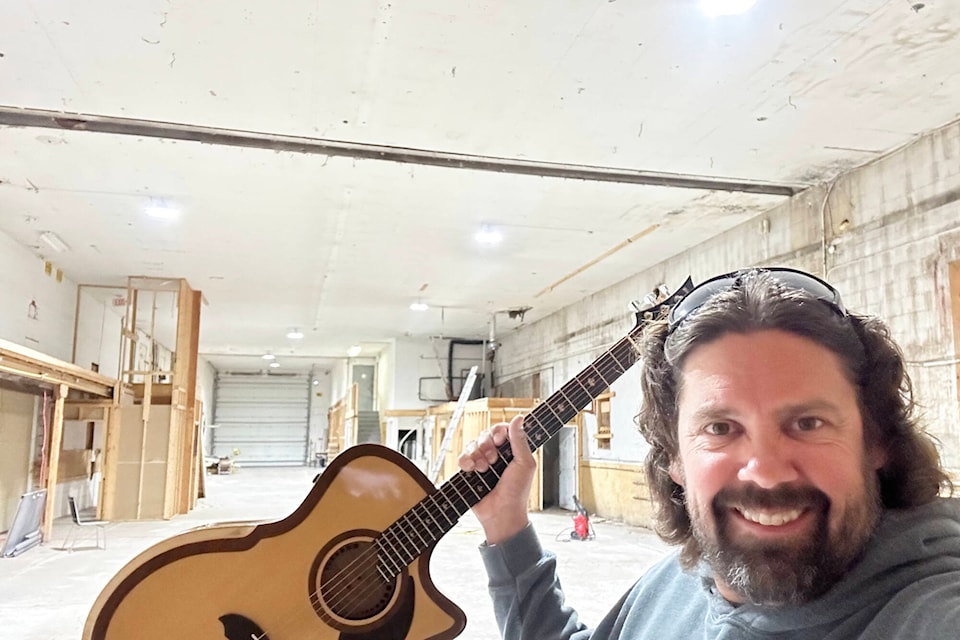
left=312, top=535, right=399, bottom=627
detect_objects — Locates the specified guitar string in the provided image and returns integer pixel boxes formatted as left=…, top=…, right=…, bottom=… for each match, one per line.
left=304, top=435, right=518, bottom=623
left=318, top=302, right=675, bottom=624
left=267, top=339, right=636, bottom=637
left=265, top=342, right=634, bottom=638
left=312, top=352, right=620, bottom=622
left=255, top=336, right=638, bottom=638
left=318, top=345, right=634, bottom=623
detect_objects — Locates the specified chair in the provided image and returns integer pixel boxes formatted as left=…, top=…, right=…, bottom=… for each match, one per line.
left=61, top=497, right=108, bottom=551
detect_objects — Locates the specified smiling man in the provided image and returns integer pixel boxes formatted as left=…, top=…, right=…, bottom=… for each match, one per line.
left=460, top=267, right=960, bottom=639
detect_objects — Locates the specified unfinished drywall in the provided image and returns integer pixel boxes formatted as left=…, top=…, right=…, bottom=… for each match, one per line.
left=0, top=388, right=35, bottom=532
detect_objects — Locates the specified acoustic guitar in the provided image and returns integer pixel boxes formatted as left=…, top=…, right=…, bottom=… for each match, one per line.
left=83, top=281, right=691, bottom=640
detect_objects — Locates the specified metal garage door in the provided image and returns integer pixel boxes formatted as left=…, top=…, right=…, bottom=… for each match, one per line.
left=212, top=373, right=309, bottom=466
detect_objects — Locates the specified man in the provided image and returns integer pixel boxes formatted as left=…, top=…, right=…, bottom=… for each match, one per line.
left=459, top=267, right=960, bottom=639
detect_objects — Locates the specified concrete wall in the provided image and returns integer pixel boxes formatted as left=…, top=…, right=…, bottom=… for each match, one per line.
left=495, top=118, right=960, bottom=526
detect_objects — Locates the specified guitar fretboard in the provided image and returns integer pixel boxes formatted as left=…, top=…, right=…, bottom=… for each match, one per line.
left=372, top=323, right=646, bottom=578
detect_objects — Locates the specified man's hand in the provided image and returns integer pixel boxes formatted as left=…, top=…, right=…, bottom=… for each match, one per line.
left=457, top=414, right=537, bottom=544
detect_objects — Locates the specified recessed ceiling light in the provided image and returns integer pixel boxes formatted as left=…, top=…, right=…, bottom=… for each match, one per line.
left=261, top=353, right=276, bottom=360
left=145, top=204, right=180, bottom=220
left=700, top=0, right=758, bottom=16
left=347, top=344, right=362, bottom=357
left=269, top=361, right=280, bottom=368
left=409, top=301, right=429, bottom=311
left=286, top=329, right=304, bottom=340
left=475, top=225, right=503, bottom=246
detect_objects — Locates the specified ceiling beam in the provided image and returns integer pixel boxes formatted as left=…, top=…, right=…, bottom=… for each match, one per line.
left=0, top=105, right=805, bottom=196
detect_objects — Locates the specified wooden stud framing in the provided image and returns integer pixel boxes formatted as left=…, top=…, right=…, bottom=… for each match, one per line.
left=98, top=276, right=203, bottom=522
left=41, top=384, right=69, bottom=542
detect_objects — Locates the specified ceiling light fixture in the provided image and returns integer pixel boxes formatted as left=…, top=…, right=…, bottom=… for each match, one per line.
left=261, top=353, right=276, bottom=360
left=347, top=344, right=362, bottom=357
left=269, top=361, right=280, bottom=368
left=475, top=225, right=503, bottom=246
left=286, top=328, right=304, bottom=340
left=146, top=203, right=180, bottom=220
left=700, top=0, right=758, bottom=16
left=39, top=231, right=70, bottom=253
left=409, top=301, right=429, bottom=311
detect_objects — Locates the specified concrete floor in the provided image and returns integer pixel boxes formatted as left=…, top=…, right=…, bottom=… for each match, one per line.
left=0, top=466, right=670, bottom=640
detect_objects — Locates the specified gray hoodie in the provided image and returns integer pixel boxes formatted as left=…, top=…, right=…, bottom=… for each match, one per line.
left=481, top=498, right=960, bottom=639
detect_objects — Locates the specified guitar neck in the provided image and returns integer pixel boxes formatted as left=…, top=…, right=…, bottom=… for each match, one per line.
left=373, top=322, right=645, bottom=577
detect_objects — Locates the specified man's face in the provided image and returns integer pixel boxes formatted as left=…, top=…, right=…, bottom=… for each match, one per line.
left=671, top=329, right=885, bottom=606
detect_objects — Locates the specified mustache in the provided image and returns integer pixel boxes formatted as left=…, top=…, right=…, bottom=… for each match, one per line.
left=713, top=483, right=830, bottom=512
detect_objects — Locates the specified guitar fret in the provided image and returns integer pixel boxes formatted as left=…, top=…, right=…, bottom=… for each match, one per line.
left=403, top=511, right=432, bottom=548
left=415, top=502, right=443, bottom=540
left=391, top=524, right=417, bottom=563
left=447, top=476, right=477, bottom=507
left=524, top=414, right=552, bottom=448
left=429, top=492, right=456, bottom=526
left=376, top=538, right=402, bottom=575
left=614, top=340, right=637, bottom=370
left=380, top=531, right=405, bottom=567
left=361, top=278, right=692, bottom=592
left=590, top=364, right=616, bottom=388
left=555, top=388, right=580, bottom=419
left=470, top=469, right=492, bottom=493
left=565, top=378, right=592, bottom=408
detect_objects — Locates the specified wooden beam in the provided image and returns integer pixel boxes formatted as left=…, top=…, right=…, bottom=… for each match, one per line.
left=42, top=384, right=68, bottom=543
left=99, top=404, right=122, bottom=520
left=0, top=338, right=116, bottom=397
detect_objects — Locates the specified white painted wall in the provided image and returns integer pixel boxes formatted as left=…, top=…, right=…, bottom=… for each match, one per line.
left=390, top=337, right=460, bottom=409
left=496, top=119, right=960, bottom=475
left=0, top=231, right=77, bottom=361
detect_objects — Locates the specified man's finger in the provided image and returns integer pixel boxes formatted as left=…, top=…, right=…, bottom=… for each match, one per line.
left=507, top=414, right=534, bottom=465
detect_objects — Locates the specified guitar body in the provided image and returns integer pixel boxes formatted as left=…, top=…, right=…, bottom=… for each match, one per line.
left=83, top=444, right=466, bottom=640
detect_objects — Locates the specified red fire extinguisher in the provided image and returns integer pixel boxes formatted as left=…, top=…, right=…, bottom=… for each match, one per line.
left=571, top=495, right=592, bottom=541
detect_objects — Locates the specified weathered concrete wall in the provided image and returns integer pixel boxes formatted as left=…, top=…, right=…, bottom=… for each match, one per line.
left=495, top=117, right=960, bottom=526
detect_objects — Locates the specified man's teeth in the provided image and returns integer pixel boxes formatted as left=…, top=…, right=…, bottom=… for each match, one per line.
left=738, top=508, right=803, bottom=526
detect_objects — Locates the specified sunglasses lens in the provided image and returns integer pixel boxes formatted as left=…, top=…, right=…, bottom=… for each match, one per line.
left=667, top=268, right=844, bottom=333
left=666, top=276, right=735, bottom=328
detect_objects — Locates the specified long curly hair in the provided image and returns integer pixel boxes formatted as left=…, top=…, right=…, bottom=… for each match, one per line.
left=636, top=270, right=952, bottom=567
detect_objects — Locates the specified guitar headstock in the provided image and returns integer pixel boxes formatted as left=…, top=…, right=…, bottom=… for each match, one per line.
left=632, top=276, right=695, bottom=327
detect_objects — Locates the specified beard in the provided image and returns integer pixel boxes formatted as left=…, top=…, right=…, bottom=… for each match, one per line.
left=690, top=469, right=882, bottom=606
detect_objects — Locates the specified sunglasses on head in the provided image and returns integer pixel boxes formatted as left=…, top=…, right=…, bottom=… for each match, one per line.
left=666, top=267, right=847, bottom=334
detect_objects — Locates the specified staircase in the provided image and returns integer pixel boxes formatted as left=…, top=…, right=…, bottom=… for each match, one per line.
left=357, top=411, right=382, bottom=444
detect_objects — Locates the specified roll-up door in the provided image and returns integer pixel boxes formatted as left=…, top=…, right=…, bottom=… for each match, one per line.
left=212, top=373, right=309, bottom=465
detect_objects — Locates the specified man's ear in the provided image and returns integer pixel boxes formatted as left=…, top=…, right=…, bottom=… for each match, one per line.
left=668, top=458, right=684, bottom=487
left=868, top=443, right=888, bottom=471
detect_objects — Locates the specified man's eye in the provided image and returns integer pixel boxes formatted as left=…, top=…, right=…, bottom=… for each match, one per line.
left=704, top=422, right=732, bottom=436
left=795, top=417, right=823, bottom=432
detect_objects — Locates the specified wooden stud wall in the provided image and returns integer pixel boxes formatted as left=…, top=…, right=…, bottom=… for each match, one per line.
left=578, top=460, right=655, bottom=528
left=98, top=277, right=203, bottom=522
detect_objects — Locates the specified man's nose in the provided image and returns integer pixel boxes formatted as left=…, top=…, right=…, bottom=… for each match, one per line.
left=736, top=435, right=799, bottom=488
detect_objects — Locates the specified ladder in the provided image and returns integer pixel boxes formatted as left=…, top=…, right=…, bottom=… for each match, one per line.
left=428, top=365, right=479, bottom=483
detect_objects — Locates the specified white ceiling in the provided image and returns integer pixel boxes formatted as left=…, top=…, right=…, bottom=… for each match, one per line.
left=1, top=0, right=958, bottom=374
